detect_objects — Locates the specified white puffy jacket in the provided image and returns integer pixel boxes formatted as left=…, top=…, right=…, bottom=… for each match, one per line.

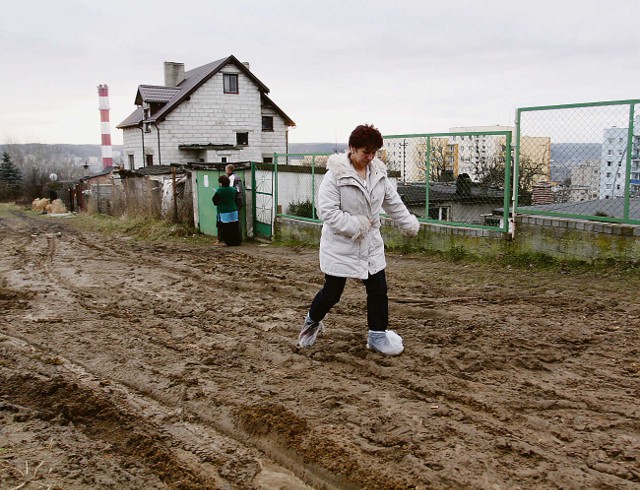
left=317, top=152, right=419, bottom=279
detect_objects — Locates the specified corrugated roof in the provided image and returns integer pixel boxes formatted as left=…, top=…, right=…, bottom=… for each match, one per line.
left=397, top=183, right=504, bottom=205
left=519, top=197, right=640, bottom=220
left=133, top=165, right=186, bottom=176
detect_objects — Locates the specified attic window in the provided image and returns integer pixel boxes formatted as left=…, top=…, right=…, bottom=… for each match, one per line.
left=262, top=116, right=274, bottom=131
left=224, top=74, right=238, bottom=94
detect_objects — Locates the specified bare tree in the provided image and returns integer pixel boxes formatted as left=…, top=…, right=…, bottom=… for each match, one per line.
left=474, top=143, right=548, bottom=205
left=415, top=138, right=455, bottom=182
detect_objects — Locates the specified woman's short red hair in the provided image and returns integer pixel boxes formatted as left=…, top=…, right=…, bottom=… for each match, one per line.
left=348, top=124, right=383, bottom=151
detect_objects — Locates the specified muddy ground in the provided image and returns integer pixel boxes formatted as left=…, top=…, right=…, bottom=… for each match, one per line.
left=0, top=207, right=639, bottom=490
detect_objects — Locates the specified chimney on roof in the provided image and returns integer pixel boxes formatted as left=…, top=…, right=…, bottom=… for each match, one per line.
left=164, top=62, right=185, bottom=87
left=242, top=62, right=250, bottom=71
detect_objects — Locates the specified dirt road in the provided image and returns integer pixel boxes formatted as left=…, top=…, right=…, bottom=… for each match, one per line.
left=1, top=207, right=639, bottom=489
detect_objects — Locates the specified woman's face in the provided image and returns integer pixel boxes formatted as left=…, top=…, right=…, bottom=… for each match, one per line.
left=350, top=147, right=377, bottom=168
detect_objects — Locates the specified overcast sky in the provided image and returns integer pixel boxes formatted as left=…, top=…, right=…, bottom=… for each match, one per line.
left=1, top=0, right=638, bottom=146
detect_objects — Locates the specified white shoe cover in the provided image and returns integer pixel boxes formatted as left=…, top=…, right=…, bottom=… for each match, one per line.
left=366, top=330, right=404, bottom=356
left=297, top=314, right=324, bottom=348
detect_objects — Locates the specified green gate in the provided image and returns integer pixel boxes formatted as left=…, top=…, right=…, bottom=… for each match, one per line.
left=195, top=168, right=247, bottom=238
left=252, top=162, right=275, bottom=239
left=195, top=169, right=223, bottom=236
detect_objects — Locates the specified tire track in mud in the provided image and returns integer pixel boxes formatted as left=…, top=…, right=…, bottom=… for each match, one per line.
left=2, top=209, right=640, bottom=488
left=67, top=232, right=640, bottom=488
left=0, top=334, right=234, bottom=488
left=2, top=216, right=394, bottom=488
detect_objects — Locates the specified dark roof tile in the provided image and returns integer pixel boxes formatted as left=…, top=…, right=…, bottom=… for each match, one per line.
left=117, top=107, right=143, bottom=129
left=149, top=55, right=269, bottom=123
left=136, top=85, right=181, bottom=104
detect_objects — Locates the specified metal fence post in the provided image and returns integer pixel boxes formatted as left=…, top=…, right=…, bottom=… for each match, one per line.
left=624, top=104, right=635, bottom=221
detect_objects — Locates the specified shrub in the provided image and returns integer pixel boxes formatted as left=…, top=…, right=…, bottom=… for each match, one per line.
left=288, top=199, right=315, bottom=219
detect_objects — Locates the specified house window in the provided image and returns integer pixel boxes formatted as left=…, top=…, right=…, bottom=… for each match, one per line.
left=263, top=156, right=273, bottom=163
left=128, top=154, right=134, bottom=170
left=221, top=157, right=228, bottom=163
left=146, top=154, right=154, bottom=166
left=428, top=206, right=450, bottom=221
left=262, top=116, right=274, bottom=131
left=236, top=132, right=249, bottom=146
left=223, top=74, right=238, bottom=94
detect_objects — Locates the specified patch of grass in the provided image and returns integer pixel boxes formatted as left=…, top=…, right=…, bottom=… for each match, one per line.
left=446, top=245, right=469, bottom=262
left=497, top=250, right=558, bottom=269
left=0, top=202, right=22, bottom=216
left=271, top=238, right=317, bottom=250
left=389, top=243, right=640, bottom=278
left=71, top=213, right=201, bottom=242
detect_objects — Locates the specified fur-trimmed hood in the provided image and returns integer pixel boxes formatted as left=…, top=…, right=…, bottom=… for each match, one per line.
left=326, top=152, right=387, bottom=180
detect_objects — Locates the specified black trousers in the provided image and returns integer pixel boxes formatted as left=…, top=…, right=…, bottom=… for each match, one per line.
left=218, top=220, right=241, bottom=246
left=308, top=269, right=388, bottom=332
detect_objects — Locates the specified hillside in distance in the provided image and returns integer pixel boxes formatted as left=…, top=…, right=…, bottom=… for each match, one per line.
left=0, top=143, right=343, bottom=160
left=549, top=143, right=602, bottom=182
left=288, top=143, right=347, bottom=154
left=550, top=143, right=602, bottom=164
left=0, top=143, right=125, bottom=162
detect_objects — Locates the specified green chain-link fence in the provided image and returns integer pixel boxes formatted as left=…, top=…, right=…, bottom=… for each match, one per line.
left=515, top=99, right=640, bottom=224
left=274, top=134, right=512, bottom=233
left=273, top=98, right=639, bottom=233
left=383, top=132, right=512, bottom=231
left=273, top=153, right=331, bottom=221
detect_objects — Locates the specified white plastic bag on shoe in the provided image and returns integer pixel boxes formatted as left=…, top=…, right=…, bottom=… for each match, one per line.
left=367, top=330, right=404, bottom=356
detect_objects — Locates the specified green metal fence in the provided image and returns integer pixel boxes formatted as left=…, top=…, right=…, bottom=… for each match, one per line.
left=273, top=153, right=331, bottom=222
left=383, top=132, right=512, bottom=232
left=251, top=162, right=275, bottom=239
left=274, top=134, right=512, bottom=233
left=272, top=99, right=640, bottom=235
left=515, top=99, right=640, bottom=224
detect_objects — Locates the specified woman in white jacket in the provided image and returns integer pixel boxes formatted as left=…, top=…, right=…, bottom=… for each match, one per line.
left=298, top=124, right=419, bottom=355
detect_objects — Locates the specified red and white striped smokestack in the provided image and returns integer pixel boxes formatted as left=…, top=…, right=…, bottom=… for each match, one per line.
left=97, top=84, right=113, bottom=168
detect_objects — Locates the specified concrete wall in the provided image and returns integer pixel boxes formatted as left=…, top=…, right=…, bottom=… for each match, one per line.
left=514, top=215, right=640, bottom=262
left=275, top=214, right=640, bottom=263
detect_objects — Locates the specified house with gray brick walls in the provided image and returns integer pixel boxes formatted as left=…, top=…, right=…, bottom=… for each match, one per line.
left=117, top=55, right=295, bottom=169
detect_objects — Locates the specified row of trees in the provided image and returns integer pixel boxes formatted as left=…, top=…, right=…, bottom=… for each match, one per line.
left=0, top=145, right=90, bottom=203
